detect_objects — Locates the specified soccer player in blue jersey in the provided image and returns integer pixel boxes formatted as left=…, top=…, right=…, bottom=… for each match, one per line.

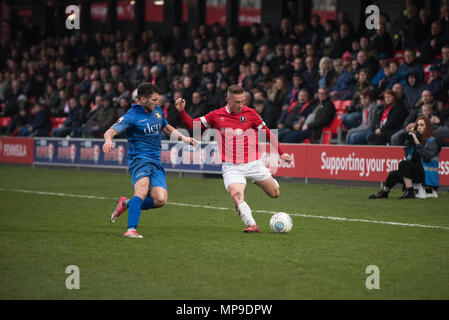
left=102, top=83, right=196, bottom=238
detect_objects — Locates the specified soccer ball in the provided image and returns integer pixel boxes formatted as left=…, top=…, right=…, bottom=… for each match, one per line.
left=270, top=212, right=293, bottom=233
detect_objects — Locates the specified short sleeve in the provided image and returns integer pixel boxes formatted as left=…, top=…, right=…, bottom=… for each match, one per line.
left=161, top=112, right=168, bottom=128
left=111, top=113, right=132, bottom=134
left=200, top=110, right=217, bottom=129
left=252, top=110, right=266, bottom=130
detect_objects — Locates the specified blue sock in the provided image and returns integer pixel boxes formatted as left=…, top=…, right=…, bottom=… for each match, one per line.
left=141, top=196, right=155, bottom=210
left=128, top=196, right=143, bottom=229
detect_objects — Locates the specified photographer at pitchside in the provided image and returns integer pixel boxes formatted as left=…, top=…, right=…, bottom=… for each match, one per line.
left=369, top=116, right=441, bottom=199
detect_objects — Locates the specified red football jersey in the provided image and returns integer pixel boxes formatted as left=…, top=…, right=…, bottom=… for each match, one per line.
left=199, top=105, right=266, bottom=164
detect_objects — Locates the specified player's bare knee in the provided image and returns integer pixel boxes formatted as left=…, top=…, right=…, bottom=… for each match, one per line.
left=153, top=193, right=167, bottom=207
left=229, top=190, right=243, bottom=203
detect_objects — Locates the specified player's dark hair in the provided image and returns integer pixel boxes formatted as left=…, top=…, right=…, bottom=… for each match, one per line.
left=137, top=82, right=159, bottom=98
left=227, top=84, right=244, bottom=96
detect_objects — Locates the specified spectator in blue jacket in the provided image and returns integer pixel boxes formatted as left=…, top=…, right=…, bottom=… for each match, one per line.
left=395, top=49, right=424, bottom=87
left=330, top=51, right=354, bottom=100
left=52, top=97, right=80, bottom=137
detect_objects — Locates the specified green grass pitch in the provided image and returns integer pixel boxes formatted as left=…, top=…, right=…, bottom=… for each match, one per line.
left=0, top=165, right=448, bottom=299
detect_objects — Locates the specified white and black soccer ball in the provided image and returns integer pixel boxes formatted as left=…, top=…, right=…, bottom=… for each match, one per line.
left=270, top=212, right=293, bottom=233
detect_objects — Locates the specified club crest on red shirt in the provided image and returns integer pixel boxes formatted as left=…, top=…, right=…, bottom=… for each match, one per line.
left=240, top=116, right=246, bottom=123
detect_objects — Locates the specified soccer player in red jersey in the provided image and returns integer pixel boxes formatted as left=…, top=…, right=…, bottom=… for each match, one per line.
left=175, top=85, right=291, bottom=233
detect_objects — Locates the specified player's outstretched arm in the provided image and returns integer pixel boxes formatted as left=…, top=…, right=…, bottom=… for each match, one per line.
left=163, top=124, right=198, bottom=146
left=103, top=128, right=117, bottom=153
left=174, top=97, right=206, bottom=130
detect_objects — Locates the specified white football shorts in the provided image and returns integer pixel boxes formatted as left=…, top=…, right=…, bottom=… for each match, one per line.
left=222, top=159, right=272, bottom=190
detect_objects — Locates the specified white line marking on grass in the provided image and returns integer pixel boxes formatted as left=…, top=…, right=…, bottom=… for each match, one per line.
left=5, top=189, right=113, bottom=200
left=1, top=188, right=449, bottom=231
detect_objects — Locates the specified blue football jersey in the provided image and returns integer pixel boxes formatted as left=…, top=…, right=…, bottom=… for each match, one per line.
left=111, top=104, right=168, bottom=166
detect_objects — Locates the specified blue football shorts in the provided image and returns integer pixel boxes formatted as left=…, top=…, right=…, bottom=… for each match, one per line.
left=129, top=159, right=167, bottom=190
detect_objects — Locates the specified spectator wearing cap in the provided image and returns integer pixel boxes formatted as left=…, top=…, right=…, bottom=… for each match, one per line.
left=371, top=53, right=391, bottom=87
left=330, top=51, right=354, bottom=100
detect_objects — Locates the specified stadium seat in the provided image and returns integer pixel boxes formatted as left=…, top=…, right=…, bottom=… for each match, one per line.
left=50, top=117, right=67, bottom=129
left=413, top=183, right=438, bottom=199
left=393, top=50, right=405, bottom=64
left=423, top=64, right=432, bottom=82
left=0, top=117, right=12, bottom=127
left=334, top=100, right=351, bottom=115
left=321, top=117, right=343, bottom=144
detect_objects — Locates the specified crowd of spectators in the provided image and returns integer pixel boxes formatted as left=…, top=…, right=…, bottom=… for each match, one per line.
left=0, top=0, right=448, bottom=146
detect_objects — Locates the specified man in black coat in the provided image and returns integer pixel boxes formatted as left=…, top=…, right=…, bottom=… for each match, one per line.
left=20, top=102, right=50, bottom=137
left=280, top=87, right=336, bottom=143
left=277, top=89, right=315, bottom=142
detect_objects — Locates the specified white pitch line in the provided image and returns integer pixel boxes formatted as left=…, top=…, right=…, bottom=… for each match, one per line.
left=1, top=188, right=449, bottom=231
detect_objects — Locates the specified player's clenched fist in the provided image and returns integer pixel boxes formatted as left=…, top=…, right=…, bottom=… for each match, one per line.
left=174, top=98, right=186, bottom=111
left=103, top=141, right=114, bottom=153
left=280, top=153, right=292, bottom=163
